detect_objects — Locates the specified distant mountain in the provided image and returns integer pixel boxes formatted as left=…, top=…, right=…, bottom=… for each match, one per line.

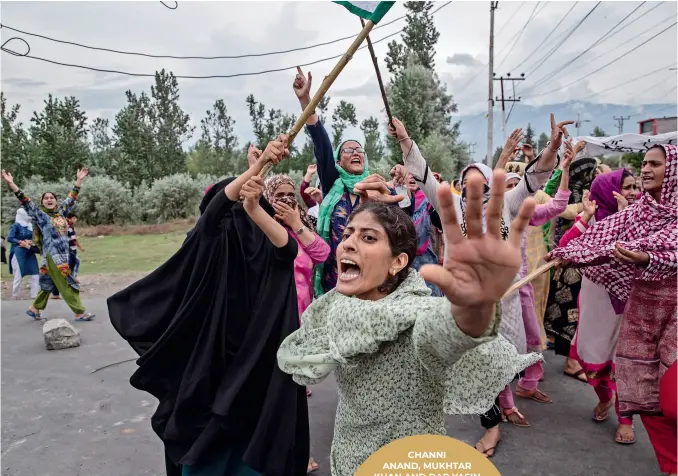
left=457, top=101, right=677, bottom=162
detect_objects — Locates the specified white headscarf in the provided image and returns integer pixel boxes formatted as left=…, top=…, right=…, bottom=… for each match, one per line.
left=505, top=172, right=522, bottom=183
left=15, top=208, right=32, bottom=231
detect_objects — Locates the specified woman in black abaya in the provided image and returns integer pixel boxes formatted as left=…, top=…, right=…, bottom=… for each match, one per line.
left=107, top=136, right=309, bottom=476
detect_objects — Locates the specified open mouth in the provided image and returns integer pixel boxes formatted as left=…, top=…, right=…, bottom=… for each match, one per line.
left=339, top=258, right=361, bottom=281
left=350, top=157, right=362, bottom=166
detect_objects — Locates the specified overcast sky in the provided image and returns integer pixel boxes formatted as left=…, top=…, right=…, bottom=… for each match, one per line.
left=1, top=1, right=676, bottom=145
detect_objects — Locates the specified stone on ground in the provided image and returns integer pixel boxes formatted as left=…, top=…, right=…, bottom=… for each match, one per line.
left=42, top=318, right=81, bottom=350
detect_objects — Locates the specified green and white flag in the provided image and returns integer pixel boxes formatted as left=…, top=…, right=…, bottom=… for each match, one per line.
left=334, top=1, right=395, bottom=24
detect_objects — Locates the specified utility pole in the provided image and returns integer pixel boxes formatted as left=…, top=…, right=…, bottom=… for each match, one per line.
left=613, top=116, right=630, bottom=135
left=494, top=73, right=526, bottom=142
left=467, top=142, right=477, bottom=157
left=575, top=113, right=591, bottom=137
left=486, top=1, right=498, bottom=167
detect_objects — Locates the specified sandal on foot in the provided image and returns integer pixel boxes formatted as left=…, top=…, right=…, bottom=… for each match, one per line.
left=75, top=312, right=95, bottom=322
left=502, top=407, right=530, bottom=427
left=307, top=457, right=319, bottom=473
left=592, top=399, right=614, bottom=422
left=615, top=424, right=636, bottom=445
left=516, top=387, right=553, bottom=403
left=564, top=369, right=588, bottom=383
left=475, top=440, right=500, bottom=458
left=26, top=310, right=41, bottom=321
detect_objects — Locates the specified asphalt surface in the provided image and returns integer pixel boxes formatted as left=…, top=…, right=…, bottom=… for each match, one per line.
left=1, top=297, right=661, bottom=476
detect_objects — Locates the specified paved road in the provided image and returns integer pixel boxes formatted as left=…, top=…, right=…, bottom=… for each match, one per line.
left=1, top=298, right=660, bottom=475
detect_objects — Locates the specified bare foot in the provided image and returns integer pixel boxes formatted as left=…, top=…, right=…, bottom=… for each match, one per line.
left=615, top=424, right=636, bottom=444
left=475, top=427, right=501, bottom=458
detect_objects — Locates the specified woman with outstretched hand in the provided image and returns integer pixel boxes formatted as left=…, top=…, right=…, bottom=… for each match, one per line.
left=549, top=144, right=677, bottom=475
left=108, top=136, right=310, bottom=476
left=2, top=168, right=95, bottom=322
left=292, top=67, right=400, bottom=297
left=278, top=171, right=542, bottom=476
left=389, top=113, right=566, bottom=453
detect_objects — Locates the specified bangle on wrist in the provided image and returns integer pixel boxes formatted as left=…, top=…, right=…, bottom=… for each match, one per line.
left=397, top=136, right=410, bottom=143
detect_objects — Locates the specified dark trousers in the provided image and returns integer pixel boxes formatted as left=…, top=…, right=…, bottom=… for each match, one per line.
left=480, top=397, right=502, bottom=429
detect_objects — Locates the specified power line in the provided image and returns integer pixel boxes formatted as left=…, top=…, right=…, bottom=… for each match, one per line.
left=493, top=1, right=542, bottom=71
left=576, top=63, right=676, bottom=102
left=494, top=2, right=526, bottom=37
left=525, top=21, right=677, bottom=99
left=523, top=1, right=602, bottom=77
left=523, top=2, right=647, bottom=94
left=0, top=2, right=452, bottom=60
left=0, top=2, right=454, bottom=79
left=507, top=1, right=579, bottom=73
left=524, top=12, right=675, bottom=97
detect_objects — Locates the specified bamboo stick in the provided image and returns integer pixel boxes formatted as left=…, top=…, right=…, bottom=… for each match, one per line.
left=255, top=20, right=376, bottom=180
left=360, top=17, right=392, bottom=125
left=502, top=260, right=558, bottom=299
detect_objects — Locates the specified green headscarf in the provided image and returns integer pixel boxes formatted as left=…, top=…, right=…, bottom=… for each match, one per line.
left=313, top=140, right=368, bottom=297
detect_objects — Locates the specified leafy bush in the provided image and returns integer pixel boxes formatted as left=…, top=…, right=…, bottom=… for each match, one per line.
left=76, top=175, right=139, bottom=225
left=143, top=173, right=220, bottom=223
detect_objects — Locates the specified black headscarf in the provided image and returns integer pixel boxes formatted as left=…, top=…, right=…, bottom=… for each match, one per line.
left=107, top=178, right=308, bottom=475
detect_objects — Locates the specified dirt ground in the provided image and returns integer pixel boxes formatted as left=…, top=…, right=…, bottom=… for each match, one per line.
left=1, top=272, right=145, bottom=301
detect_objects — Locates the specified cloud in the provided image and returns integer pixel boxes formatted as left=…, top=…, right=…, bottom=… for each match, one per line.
left=446, top=53, right=479, bottom=67
left=1, top=78, right=47, bottom=88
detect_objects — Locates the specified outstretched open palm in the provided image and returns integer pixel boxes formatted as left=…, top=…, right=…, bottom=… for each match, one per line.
left=420, top=171, right=535, bottom=333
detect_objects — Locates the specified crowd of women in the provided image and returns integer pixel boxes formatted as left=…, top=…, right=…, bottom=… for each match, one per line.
left=4, top=66, right=674, bottom=476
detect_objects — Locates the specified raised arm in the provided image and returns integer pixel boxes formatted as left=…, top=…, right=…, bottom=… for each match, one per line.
left=271, top=198, right=330, bottom=263
left=494, top=128, right=524, bottom=171
left=529, top=141, right=576, bottom=226
left=293, top=68, right=337, bottom=195
left=58, top=168, right=88, bottom=216
left=242, top=176, right=291, bottom=249
left=389, top=117, right=442, bottom=210
left=1, top=170, right=43, bottom=222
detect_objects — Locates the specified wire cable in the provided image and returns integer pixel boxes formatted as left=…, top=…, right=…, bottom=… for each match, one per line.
left=576, top=63, right=676, bottom=102
left=0, top=2, right=452, bottom=60
left=494, top=2, right=526, bottom=37
left=493, top=1, right=542, bottom=71
left=524, top=21, right=677, bottom=99
left=507, top=1, right=578, bottom=73
left=523, top=2, right=647, bottom=94
left=0, top=3, right=454, bottom=79
left=523, top=1, right=602, bottom=77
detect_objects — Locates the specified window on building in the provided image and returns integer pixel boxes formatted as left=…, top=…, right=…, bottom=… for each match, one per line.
left=641, top=121, right=654, bottom=134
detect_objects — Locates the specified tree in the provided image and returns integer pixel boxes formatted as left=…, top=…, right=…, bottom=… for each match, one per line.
left=622, top=151, right=644, bottom=173
left=524, top=123, right=536, bottom=149
left=112, top=70, right=193, bottom=187
left=1, top=93, right=30, bottom=183
left=386, top=57, right=459, bottom=160
left=187, top=100, right=239, bottom=177
left=492, top=146, right=503, bottom=168
left=113, top=90, right=156, bottom=187
left=537, top=132, right=549, bottom=152
left=148, top=70, right=194, bottom=177
left=246, top=94, right=297, bottom=150
left=199, top=99, right=237, bottom=152
left=419, top=131, right=469, bottom=179
left=360, top=116, right=385, bottom=164
left=331, top=100, right=358, bottom=149
left=592, top=126, right=606, bottom=137
left=89, top=117, right=120, bottom=176
left=28, top=94, right=90, bottom=181
left=386, top=1, right=440, bottom=74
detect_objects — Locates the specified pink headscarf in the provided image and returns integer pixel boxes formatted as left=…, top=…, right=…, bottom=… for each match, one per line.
left=204, top=184, right=214, bottom=195
left=551, top=144, right=677, bottom=301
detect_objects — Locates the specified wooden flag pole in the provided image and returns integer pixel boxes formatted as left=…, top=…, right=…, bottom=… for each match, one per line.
left=256, top=20, right=376, bottom=180
left=502, top=260, right=558, bottom=299
left=360, top=17, right=393, bottom=125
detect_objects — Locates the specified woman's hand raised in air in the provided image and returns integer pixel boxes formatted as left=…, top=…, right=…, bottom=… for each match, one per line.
left=1, top=170, right=19, bottom=193
left=420, top=170, right=536, bottom=337
left=353, top=174, right=405, bottom=205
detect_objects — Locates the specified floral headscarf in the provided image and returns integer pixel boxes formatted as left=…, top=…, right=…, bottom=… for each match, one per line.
left=264, top=174, right=316, bottom=232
